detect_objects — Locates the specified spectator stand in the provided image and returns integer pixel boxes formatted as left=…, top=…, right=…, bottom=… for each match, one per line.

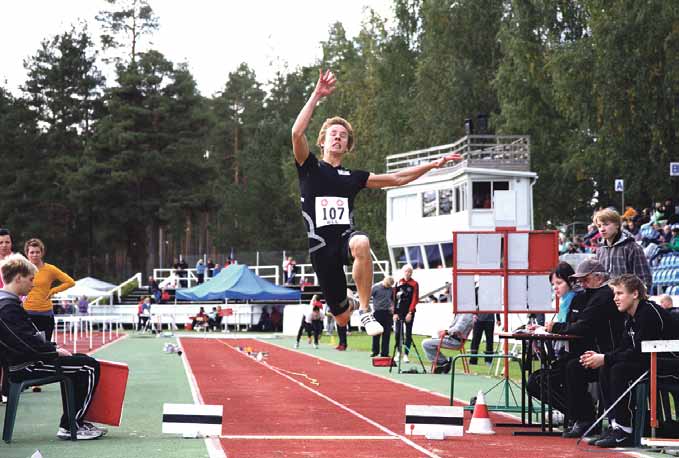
left=452, top=228, right=559, bottom=418
left=651, top=252, right=679, bottom=295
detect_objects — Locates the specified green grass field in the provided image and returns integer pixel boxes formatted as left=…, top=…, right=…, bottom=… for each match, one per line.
left=321, top=331, right=535, bottom=382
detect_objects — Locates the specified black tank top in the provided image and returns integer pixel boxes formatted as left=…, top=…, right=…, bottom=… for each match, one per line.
left=296, top=153, right=369, bottom=252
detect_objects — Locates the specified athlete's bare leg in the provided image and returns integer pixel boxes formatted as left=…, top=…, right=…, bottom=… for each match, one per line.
left=349, top=234, right=372, bottom=312
left=333, top=235, right=372, bottom=327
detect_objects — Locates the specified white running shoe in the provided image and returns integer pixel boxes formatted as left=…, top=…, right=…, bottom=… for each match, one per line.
left=294, top=342, right=299, bottom=349
left=56, top=425, right=104, bottom=440
left=313, top=343, right=319, bottom=349
left=403, top=353, right=410, bottom=363
left=82, top=421, right=108, bottom=436
left=359, top=310, right=384, bottom=336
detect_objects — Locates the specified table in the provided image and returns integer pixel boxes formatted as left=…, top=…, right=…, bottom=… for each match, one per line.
left=499, top=331, right=581, bottom=436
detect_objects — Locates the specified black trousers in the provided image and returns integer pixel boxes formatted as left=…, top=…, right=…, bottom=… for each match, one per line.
left=10, top=355, right=100, bottom=429
left=469, top=320, right=495, bottom=364
left=1, top=365, right=7, bottom=397
left=527, top=358, right=569, bottom=416
left=371, top=310, right=392, bottom=357
left=566, top=357, right=600, bottom=422
left=599, top=360, right=645, bottom=428
left=337, top=325, right=348, bottom=347
left=28, top=314, right=55, bottom=342
left=297, top=318, right=322, bottom=344
left=394, top=313, right=414, bottom=354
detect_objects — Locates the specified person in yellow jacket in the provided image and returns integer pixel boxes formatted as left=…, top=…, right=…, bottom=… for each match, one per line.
left=23, top=238, right=75, bottom=342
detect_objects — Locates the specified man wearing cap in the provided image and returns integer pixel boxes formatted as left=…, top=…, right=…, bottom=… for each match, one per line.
left=545, top=259, right=625, bottom=438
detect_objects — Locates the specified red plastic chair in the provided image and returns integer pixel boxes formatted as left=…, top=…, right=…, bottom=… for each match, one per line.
left=431, top=335, right=470, bottom=374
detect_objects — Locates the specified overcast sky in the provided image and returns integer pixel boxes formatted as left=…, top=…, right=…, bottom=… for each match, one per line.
left=0, top=0, right=394, bottom=97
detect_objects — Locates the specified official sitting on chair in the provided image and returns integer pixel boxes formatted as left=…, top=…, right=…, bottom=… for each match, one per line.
left=421, top=313, right=474, bottom=374
left=0, top=254, right=105, bottom=440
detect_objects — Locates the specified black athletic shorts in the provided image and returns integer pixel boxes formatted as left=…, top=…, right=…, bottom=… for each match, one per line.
left=310, top=231, right=367, bottom=316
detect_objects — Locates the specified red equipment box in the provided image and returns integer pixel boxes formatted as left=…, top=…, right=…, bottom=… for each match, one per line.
left=372, top=356, right=395, bottom=367
left=84, top=359, right=129, bottom=426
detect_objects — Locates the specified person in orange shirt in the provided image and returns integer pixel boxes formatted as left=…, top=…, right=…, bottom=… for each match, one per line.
left=23, top=238, right=75, bottom=342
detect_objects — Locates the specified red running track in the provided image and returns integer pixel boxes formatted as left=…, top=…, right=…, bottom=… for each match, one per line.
left=52, top=331, right=125, bottom=355
left=180, top=338, right=629, bottom=458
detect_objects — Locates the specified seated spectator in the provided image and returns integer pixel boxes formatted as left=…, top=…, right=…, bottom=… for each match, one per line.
left=138, top=297, right=151, bottom=330
left=421, top=313, right=474, bottom=374
left=257, top=307, right=272, bottom=332
left=0, top=254, right=105, bottom=440
left=639, top=221, right=661, bottom=247
left=270, top=306, right=282, bottom=332
left=660, top=224, right=673, bottom=244
left=659, top=294, right=679, bottom=324
left=207, top=307, right=218, bottom=331
left=581, top=275, right=678, bottom=447
left=583, top=224, right=600, bottom=252
left=191, top=307, right=208, bottom=330
left=648, top=224, right=679, bottom=263
left=545, top=260, right=624, bottom=439
left=77, top=295, right=89, bottom=314
left=212, top=263, right=222, bottom=277
left=147, top=275, right=160, bottom=302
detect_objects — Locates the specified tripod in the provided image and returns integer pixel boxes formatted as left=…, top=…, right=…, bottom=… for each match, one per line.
left=389, top=318, right=427, bottom=374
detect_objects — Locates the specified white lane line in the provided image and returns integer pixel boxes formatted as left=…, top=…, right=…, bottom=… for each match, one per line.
left=262, top=338, right=523, bottom=422
left=219, top=340, right=442, bottom=458
left=85, top=332, right=129, bottom=356
left=178, top=338, right=227, bottom=458
left=219, top=435, right=398, bottom=440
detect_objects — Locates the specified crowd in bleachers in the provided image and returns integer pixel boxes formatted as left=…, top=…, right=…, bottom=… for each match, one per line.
left=558, top=200, right=679, bottom=295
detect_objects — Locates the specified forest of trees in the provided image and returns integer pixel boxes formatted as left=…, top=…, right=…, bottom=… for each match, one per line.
left=1, top=0, right=679, bottom=280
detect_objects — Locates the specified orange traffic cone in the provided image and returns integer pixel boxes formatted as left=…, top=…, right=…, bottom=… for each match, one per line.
left=466, top=390, right=495, bottom=435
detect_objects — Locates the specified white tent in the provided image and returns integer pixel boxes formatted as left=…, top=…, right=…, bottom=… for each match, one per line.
left=76, top=276, right=116, bottom=291
left=53, top=277, right=116, bottom=300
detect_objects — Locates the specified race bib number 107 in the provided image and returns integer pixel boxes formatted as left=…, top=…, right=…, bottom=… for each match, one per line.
left=315, top=196, right=350, bottom=228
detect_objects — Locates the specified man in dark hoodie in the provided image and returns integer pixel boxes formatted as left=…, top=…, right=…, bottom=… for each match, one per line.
left=544, top=259, right=625, bottom=438
left=594, top=208, right=652, bottom=290
left=581, top=274, right=678, bottom=447
left=0, top=253, right=104, bottom=440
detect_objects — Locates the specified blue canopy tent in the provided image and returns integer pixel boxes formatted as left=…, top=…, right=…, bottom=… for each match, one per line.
left=175, top=264, right=301, bottom=301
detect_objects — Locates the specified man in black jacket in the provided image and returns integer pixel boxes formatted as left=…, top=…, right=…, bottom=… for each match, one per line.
left=545, top=259, right=624, bottom=438
left=580, top=274, right=678, bottom=447
left=0, top=254, right=104, bottom=440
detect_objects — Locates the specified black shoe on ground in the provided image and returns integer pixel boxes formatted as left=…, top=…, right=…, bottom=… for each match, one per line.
left=595, top=427, right=632, bottom=448
left=370, top=353, right=378, bottom=357
left=562, top=421, right=593, bottom=438
left=587, top=426, right=613, bottom=445
left=434, top=362, right=451, bottom=374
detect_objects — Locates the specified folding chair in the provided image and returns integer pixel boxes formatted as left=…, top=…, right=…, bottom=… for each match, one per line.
left=2, top=361, right=77, bottom=443
left=431, top=335, right=470, bottom=374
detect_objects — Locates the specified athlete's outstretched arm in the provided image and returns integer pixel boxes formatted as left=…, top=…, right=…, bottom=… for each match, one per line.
left=291, top=69, right=337, bottom=166
left=365, top=154, right=462, bottom=189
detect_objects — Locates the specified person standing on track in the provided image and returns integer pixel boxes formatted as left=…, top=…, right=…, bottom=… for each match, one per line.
left=291, top=69, right=460, bottom=337
left=394, top=264, right=418, bottom=363
left=23, top=238, right=75, bottom=343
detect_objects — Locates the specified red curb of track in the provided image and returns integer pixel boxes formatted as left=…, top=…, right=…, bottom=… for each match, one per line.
left=180, top=338, right=631, bottom=458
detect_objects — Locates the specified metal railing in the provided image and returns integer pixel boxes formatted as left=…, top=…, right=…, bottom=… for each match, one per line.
left=386, top=135, right=530, bottom=173
left=152, top=265, right=281, bottom=288
left=88, top=272, right=142, bottom=312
